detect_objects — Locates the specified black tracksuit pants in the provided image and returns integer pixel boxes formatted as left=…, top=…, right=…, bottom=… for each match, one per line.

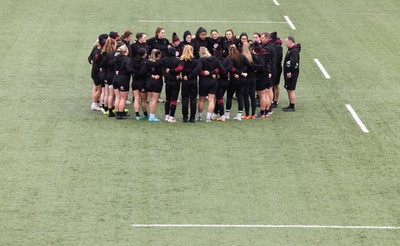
left=226, top=78, right=245, bottom=112
left=244, top=77, right=257, bottom=116
left=214, top=79, right=229, bottom=116
left=181, top=79, right=197, bottom=120
left=165, top=81, right=180, bottom=117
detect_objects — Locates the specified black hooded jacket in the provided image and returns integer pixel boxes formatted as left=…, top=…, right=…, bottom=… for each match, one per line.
left=147, top=37, right=170, bottom=57
left=114, top=54, right=134, bottom=78
left=283, top=44, right=301, bottom=75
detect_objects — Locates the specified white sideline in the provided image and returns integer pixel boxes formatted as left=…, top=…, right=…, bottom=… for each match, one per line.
left=284, top=16, right=296, bottom=30
left=313, top=59, right=331, bottom=79
left=131, top=224, right=399, bottom=230
left=346, top=104, right=370, bottom=133
left=273, top=0, right=280, bottom=6
left=138, top=20, right=287, bottom=24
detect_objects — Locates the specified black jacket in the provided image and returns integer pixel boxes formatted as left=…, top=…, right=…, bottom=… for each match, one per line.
left=275, top=39, right=283, bottom=75
left=194, top=56, right=225, bottom=84
left=114, top=54, right=134, bottom=76
left=147, top=37, right=170, bottom=57
left=121, top=39, right=133, bottom=60
left=284, top=44, right=301, bottom=75
left=229, top=55, right=252, bottom=81
left=102, top=50, right=116, bottom=81
left=132, top=57, right=147, bottom=82
left=206, top=36, right=222, bottom=55
left=177, top=58, right=199, bottom=80
left=263, top=39, right=277, bottom=76
left=193, top=38, right=208, bottom=59
left=131, top=42, right=149, bottom=59
left=220, top=37, right=239, bottom=58
left=88, top=47, right=102, bottom=71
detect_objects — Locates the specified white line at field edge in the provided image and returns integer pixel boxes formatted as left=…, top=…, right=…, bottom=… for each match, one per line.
left=345, top=105, right=369, bottom=133
left=313, top=59, right=331, bottom=79
left=138, top=20, right=287, bottom=24
left=131, top=224, right=398, bottom=229
left=284, top=16, right=296, bottom=30
left=273, top=0, right=280, bottom=6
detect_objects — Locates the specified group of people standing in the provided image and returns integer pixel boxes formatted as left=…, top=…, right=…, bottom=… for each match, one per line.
left=88, top=27, right=301, bottom=123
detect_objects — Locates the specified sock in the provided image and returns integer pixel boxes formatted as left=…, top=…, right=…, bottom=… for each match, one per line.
left=135, top=112, right=140, bottom=117
left=104, top=106, right=108, bottom=111
left=220, top=115, right=225, bottom=119
left=261, top=110, right=265, bottom=115
left=198, top=112, right=202, bottom=118
left=143, top=111, right=148, bottom=117
left=206, top=113, right=212, bottom=119
left=150, top=114, right=155, bottom=118
left=237, top=111, right=242, bottom=117
left=102, top=104, right=105, bottom=108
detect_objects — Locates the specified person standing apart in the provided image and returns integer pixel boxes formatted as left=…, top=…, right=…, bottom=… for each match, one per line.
left=283, top=36, right=301, bottom=112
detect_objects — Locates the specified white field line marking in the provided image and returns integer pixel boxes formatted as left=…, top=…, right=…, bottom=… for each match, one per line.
left=138, top=20, right=287, bottom=24
left=273, top=0, right=280, bottom=6
left=131, top=224, right=400, bottom=230
left=284, top=16, right=296, bottom=30
left=346, top=105, right=369, bottom=133
left=313, top=59, right=331, bottom=79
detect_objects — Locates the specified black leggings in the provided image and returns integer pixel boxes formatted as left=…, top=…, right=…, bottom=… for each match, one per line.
left=165, top=81, right=180, bottom=117
left=244, top=77, right=257, bottom=116
left=226, top=79, right=245, bottom=111
left=181, top=79, right=197, bottom=120
left=214, top=79, right=228, bottom=116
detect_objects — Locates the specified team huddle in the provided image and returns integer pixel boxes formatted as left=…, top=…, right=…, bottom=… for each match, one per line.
left=88, top=27, right=301, bottom=122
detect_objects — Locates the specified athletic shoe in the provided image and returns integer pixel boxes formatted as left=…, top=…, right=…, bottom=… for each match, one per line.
left=189, top=118, right=195, bottom=123
left=268, top=110, right=273, bottom=115
left=168, top=117, right=176, bottom=123
left=91, top=103, right=102, bottom=111
left=126, top=99, right=132, bottom=105
left=183, top=118, right=188, bottom=123
left=177, top=99, right=181, bottom=103
left=225, top=112, right=230, bottom=120
left=197, top=116, right=202, bottom=121
left=164, top=115, right=170, bottom=122
left=270, top=102, right=278, bottom=108
left=108, top=111, right=116, bottom=117
left=103, top=109, right=109, bottom=115
left=255, top=113, right=261, bottom=118
left=217, top=117, right=226, bottom=122
left=251, top=115, right=256, bottom=119
left=141, top=115, right=149, bottom=120
left=135, top=116, right=141, bottom=121
left=205, top=118, right=211, bottom=123
left=282, top=106, right=295, bottom=112
left=101, top=108, right=106, bottom=114
left=233, top=115, right=242, bottom=121
left=124, top=109, right=129, bottom=113
left=260, top=114, right=268, bottom=118
left=148, top=117, right=160, bottom=122
left=245, top=115, right=252, bottom=120
left=158, top=98, right=165, bottom=103
left=241, top=115, right=247, bottom=119
left=210, top=117, right=216, bottom=121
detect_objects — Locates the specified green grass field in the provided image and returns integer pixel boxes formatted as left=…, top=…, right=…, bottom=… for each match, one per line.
left=1, top=0, right=400, bottom=245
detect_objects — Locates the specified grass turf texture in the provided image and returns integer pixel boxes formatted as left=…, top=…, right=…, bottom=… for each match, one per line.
left=1, top=0, right=400, bottom=245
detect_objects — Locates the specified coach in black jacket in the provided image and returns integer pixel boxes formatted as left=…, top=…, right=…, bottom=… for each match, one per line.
left=283, top=36, right=301, bottom=112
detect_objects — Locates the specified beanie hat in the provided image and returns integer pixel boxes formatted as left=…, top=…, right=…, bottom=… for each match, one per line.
left=109, top=31, right=119, bottom=39
left=167, top=46, right=177, bottom=57
left=172, top=32, right=180, bottom=43
left=270, top=31, right=278, bottom=41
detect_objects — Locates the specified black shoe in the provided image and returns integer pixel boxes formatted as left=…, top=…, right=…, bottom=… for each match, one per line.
left=108, top=111, right=116, bottom=117
left=116, top=112, right=123, bottom=119
left=270, top=102, right=278, bottom=108
left=189, top=118, right=195, bottom=123
left=282, top=106, right=295, bottom=112
left=183, top=118, right=188, bottom=123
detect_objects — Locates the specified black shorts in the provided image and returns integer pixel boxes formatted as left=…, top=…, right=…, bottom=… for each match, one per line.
left=146, top=78, right=163, bottom=93
left=132, top=79, right=147, bottom=93
left=114, top=76, right=130, bottom=92
left=272, top=70, right=282, bottom=86
left=256, top=79, right=268, bottom=91
left=91, top=69, right=101, bottom=86
left=284, top=75, right=298, bottom=90
left=199, top=82, right=217, bottom=96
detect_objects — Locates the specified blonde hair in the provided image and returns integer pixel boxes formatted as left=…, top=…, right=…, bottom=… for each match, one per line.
left=102, top=38, right=116, bottom=53
left=199, top=46, right=211, bottom=58
left=149, top=49, right=161, bottom=62
left=180, top=45, right=194, bottom=61
left=116, top=44, right=128, bottom=56
left=241, top=42, right=253, bottom=64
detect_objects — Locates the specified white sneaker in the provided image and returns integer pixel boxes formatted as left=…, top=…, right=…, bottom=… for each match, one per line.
left=225, top=112, right=230, bottom=120
left=158, top=98, right=165, bottom=103
left=233, top=115, right=242, bottom=121
left=205, top=118, right=211, bottom=123
left=164, top=115, right=170, bottom=122
left=126, top=99, right=132, bottom=105
left=197, top=116, right=202, bottom=121
left=168, top=117, right=176, bottom=123
left=268, top=110, right=273, bottom=115
left=177, top=99, right=181, bottom=103
left=91, top=103, right=102, bottom=111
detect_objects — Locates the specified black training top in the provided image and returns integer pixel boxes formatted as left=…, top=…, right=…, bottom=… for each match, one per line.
left=147, top=37, right=170, bottom=57
left=284, top=44, right=301, bottom=75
